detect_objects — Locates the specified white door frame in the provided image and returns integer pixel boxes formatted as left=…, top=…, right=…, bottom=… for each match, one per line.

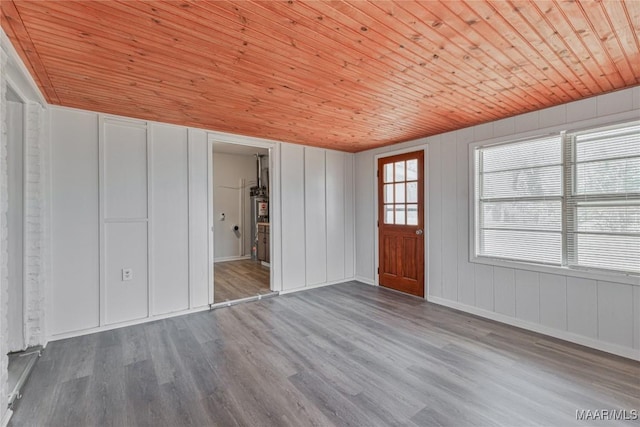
left=207, top=132, right=282, bottom=302
left=373, top=144, right=430, bottom=298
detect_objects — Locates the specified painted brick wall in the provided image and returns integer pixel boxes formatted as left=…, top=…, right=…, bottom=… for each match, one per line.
left=0, top=41, right=48, bottom=425
left=24, top=103, right=46, bottom=346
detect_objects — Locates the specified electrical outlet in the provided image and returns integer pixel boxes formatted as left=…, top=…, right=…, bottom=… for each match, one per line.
left=122, top=268, right=133, bottom=281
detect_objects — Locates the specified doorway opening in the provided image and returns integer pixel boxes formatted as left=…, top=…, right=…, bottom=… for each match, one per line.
left=377, top=150, right=425, bottom=297
left=211, top=142, right=274, bottom=304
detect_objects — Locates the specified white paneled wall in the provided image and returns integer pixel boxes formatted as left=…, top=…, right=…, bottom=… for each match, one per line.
left=104, top=222, right=148, bottom=324
left=326, top=151, right=346, bottom=282
left=102, top=119, right=149, bottom=325
left=188, top=129, right=210, bottom=308
left=304, top=148, right=327, bottom=287
left=281, top=144, right=356, bottom=292
left=49, top=107, right=212, bottom=338
left=280, top=144, right=306, bottom=289
left=50, top=108, right=100, bottom=335
left=355, top=86, right=640, bottom=360
left=150, top=124, right=189, bottom=315
left=49, top=106, right=356, bottom=336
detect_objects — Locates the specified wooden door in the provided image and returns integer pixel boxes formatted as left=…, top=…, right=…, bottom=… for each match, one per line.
left=378, top=151, right=425, bottom=297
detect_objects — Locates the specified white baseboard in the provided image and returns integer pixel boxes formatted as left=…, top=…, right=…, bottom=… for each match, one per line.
left=428, top=296, right=640, bottom=362
left=214, top=255, right=251, bottom=263
left=354, top=276, right=375, bottom=286
left=1, top=408, right=12, bottom=427
left=47, top=305, right=211, bottom=342
left=279, top=278, right=357, bottom=295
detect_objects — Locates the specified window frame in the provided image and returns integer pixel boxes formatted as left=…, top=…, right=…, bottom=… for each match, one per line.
left=469, top=119, right=640, bottom=284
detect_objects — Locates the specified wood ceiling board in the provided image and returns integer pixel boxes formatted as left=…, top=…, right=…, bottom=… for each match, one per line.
left=369, top=1, right=551, bottom=111
left=22, top=1, right=446, bottom=139
left=1, top=0, right=59, bottom=102
left=3, top=0, right=639, bottom=152
left=578, top=1, right=637, bottom=86
left=348, top=0, right=555, bottom=112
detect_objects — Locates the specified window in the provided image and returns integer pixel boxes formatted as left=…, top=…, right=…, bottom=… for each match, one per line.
left=383, top=159, right=419, bottom=225
left=566, top=122, right=640, bottom=274
left=473, top=120, right=639, bottom=275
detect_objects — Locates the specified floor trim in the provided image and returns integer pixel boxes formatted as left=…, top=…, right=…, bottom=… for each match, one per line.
left=214, top=255, right=252, bottom=263
left=429, top=296, right=640, bottom=362
left=354, top=275, right=375, bottom=286
left=8, top=347, right=42, bottom=408
left=1, top=408, right=12, bottom=427
left=209, top=291, right=279, bottom=310
left=279, top=278, right=357, bottom=295
left=47, top=305, right=211, bottom=342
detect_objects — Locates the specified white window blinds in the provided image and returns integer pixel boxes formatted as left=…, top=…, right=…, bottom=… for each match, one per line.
left=566, top=122, right=640, bottom=274
left=473, top=120, right=639, bottom=275
left=475, top=135, right=563, bottom=265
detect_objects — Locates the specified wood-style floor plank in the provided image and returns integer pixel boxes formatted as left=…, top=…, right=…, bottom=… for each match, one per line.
left=9, top=282, right=640, bottom=427
left=214, top=259, right=271, bottom=303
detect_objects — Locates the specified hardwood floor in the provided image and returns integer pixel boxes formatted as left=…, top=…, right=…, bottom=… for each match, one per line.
left=10, top=282, right=640, bottom=426
left=214, top=259, right=271, bottom=304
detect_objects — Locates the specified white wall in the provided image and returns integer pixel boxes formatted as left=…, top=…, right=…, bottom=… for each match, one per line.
left=1, top=29, right=49, bottom=426
left=7, top=98, right=24, bottom=352
left=212, top=152, right=256, bottom=260
left=355, top=87, right=640, bottom=360
left=280, top=144, right=356, bottom=292
left=49, top=106, right=356, bottom=337
left=0, top=43, right=10, bottom=426
left=49, top=107, right=211, bottom=338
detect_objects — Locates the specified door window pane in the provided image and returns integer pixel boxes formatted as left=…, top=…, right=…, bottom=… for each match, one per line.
left=395, top=161, right=405, bottom=182
left=395, top=205, right=406, bottom=225
left=407, top=159, right=418, bottom=180
left=395, top=183, right=405, bottom=203
left=407, top=182, right=418, bottom=203
left=407, top=204, right=418, bottom=225
left=384, top=163, right=394, bottom=183
left=384, top=184, right=394, bottom=203
left=384, top=205, right=394, bottom=224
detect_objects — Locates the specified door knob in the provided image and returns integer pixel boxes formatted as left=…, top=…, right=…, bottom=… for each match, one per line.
left=416, top=229, right=423, bottom=235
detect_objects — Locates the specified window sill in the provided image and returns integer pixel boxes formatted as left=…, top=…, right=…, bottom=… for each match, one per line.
left=470, top=256, right=640, bottom=286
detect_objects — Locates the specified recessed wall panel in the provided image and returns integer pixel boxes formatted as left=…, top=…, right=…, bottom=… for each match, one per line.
left=281, top=144, right=306, bottom=289
left=104, top=120, right=147, bottom=219
left=151, top=124, right=189, bottom=314
left=188, top=129, right=210, bottom=308
left=50, top=108, right=100, bottom=334
left=105, top=222, right=148, bottom=325
left=305, top=147, right=327, bottom=286
left=326, top=151, right=345, bottom=282
left=344, top=154, right=355, bottom=279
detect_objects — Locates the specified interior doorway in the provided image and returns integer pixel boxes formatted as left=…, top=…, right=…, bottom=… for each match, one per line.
left=377, top=150, right=425, bottom=297
left=211, top=142, right=273, bottom=304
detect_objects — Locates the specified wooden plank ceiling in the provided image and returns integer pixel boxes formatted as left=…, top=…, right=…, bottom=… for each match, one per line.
left=2, top=1, right=639, bottom=152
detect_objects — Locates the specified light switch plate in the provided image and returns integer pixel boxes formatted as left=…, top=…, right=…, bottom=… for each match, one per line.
left=122, top=268, right=133, bottom=281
